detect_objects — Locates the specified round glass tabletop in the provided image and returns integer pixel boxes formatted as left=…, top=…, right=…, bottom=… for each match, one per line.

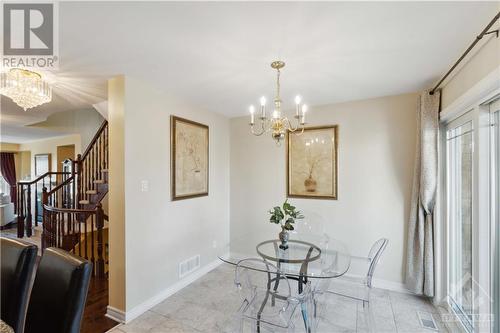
left=218, top=233, right=351, bottom=279
left=256, top=239, right=322, bottom=264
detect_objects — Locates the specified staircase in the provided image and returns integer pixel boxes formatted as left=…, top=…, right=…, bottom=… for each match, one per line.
left=16, top=120, right=109, bottom=278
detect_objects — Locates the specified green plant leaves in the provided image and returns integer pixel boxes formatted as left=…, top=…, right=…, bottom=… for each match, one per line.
left=269, top=200, right=304, bottom=227
left=269, top=206, right=284, bottom=224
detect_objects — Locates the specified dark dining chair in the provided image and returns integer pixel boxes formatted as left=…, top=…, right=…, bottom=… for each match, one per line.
left=24, top=247, right=92, bottom=333
left=0, top=237, right=38, bottom=333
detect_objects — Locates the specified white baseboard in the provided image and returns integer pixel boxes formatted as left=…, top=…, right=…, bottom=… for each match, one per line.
left=106, top=260, right=411, bottom=324
left=342, top=273, right=412, bottom=295
left=106, top=258, right=223, bottom=323
left=105, top=305, right=126, bottom=323
left=371, top=277, right=412, bottom=294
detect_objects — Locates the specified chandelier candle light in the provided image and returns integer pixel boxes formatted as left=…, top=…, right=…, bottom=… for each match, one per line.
left=0, top=68, right=52, bottom=111
left=249, top=61, right=308, bottom=145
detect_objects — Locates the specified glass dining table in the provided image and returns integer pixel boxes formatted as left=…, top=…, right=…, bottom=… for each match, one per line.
left=218, top=233, right=351, bottom=332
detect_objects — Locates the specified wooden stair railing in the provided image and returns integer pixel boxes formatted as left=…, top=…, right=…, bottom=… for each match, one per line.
left=16, top=120, right=109, bottom=278
left=16, top=171, right=72, bottom=238
left=77, top=120, right=109, bottom=208
left=42, top=190, right=106, bottom=278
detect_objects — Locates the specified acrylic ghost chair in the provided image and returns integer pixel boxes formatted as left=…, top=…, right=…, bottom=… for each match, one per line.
left=233, top=258, right=310, bottom=333
left=324, top=238, right=389, bottom=308
left=289, top=214, right=336, bottom=332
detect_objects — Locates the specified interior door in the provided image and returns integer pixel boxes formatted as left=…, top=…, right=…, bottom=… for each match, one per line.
left=57, top=144, right=75, bottom=172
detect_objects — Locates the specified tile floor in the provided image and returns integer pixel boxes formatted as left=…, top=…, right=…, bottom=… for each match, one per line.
left=109, top=264, right=452, bottom=333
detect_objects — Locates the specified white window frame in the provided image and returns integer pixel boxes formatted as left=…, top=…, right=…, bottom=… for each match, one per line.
left=489, top=101, right=500, bottom=333
left=445, top=112, right=475, bottom=332
left=438, top=67, right=500, bottom=333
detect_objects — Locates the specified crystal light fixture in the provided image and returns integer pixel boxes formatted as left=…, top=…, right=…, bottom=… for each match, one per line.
left=249, top=60, right=308, bottom=145
left=0, top=68, right=52, bottom=111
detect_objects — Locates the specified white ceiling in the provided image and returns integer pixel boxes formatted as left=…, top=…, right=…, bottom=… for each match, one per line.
left=1, top=1, right=498, bottom=141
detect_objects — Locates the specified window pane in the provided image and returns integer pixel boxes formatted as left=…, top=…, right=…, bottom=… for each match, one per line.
left=447, top=120, right=473, bottom=330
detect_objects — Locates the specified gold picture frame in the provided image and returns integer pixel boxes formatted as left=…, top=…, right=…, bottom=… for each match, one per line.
left=171, top=116, right=209, bottom=201
left=286, top=125, right=338, bottom=200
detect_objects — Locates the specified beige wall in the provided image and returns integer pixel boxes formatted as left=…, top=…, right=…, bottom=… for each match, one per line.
left=0, top=143, right=20, bottom=152
left=230, top=93, right=418, bottom=286
left=30, top=108, right=105, bottom=150
left=18, top=151, right=31, bottom=180
left=0, top=143, right=30, bottom=181
left=109, top=76, right=230, bottom=314
left=441, top=10, right=500, bottom=108
left=19, top=135, right=81, bottom=178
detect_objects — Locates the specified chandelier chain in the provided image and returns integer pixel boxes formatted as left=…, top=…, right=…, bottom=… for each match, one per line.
left=276, top=69, right=281, bottom=103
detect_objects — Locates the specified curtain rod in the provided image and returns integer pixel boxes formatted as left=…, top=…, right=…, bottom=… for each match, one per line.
left=429, top=11, right=500, bottom=95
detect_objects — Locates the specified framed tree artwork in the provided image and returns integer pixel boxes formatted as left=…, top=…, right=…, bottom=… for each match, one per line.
left=286, top=125, right=338, bottom=200
left=171, top=116, right=209, bottom=201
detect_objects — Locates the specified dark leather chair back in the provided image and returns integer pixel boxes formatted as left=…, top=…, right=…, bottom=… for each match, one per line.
left=1, top=237, right=38, bottom=333
left=25, top=247, right=92, bottom=333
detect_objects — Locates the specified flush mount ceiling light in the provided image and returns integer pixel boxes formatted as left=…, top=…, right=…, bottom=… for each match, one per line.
left=0, top=68, right=52, bottom=111
left=248, top=60, right=308, bottom=145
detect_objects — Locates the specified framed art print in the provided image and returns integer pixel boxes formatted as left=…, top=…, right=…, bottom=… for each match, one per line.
left=287, top=125, right=338, bottom=199
left=171, top=116, right=209, bottom=200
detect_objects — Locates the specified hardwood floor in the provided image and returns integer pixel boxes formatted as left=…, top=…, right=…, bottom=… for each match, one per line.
left=81, top=277, right=119, bottom=333
left=1, top=225, right=118, bottom=333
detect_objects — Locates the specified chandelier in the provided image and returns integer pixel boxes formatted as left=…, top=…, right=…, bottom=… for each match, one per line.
left=0, top=68, right=52, bottom=111
left=249, top=60, right=307, bottom=145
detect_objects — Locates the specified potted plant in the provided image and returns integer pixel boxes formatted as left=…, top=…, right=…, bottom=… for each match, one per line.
left=269, top=200, right=304, bottom=250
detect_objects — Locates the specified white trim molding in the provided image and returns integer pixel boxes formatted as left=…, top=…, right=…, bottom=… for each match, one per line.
left=371, top=278, right=412, bottom=294
left=342, top=273, right=413, bottom=295
left=105, top=306, right=126, bottom=323
left=106, top=258, right=224, bottom=324
left=440, top=65, right=500, bottom=123
left=438, top=65, right=500, bottom=333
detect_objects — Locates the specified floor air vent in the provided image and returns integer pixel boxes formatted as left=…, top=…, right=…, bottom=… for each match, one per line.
left=417, top=311, right=438, bottom=331
left=179, top=255, right=200, bottom=278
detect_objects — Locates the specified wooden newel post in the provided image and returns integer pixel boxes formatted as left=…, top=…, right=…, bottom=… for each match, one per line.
left=41, top=187, right=48, bottom=250
left=17, top=183, right=24, bottom=238
left=71, top=158, right=77, bottom=209
left=26, top=185, right=32, bottom=237
left=95, top=203, right=105, bottom=278
left=76, top=154, right=82, bottom=208
left=41, top=187, right=48, bottom=205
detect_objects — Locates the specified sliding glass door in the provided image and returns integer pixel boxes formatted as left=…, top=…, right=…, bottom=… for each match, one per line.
left=446, top=115, right=474, bottom=332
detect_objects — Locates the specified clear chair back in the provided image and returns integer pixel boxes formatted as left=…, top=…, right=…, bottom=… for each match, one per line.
left=367, top=238, right=389, bottom=287
left=235, top=258, right=292, bottom=307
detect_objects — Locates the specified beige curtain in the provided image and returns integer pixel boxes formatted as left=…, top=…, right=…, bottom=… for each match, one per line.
left=405, top=90, right=440, bottom=297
